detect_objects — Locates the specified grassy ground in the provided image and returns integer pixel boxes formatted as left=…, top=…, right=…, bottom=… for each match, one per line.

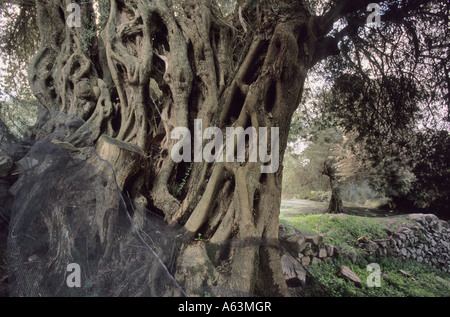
left=300, top=255, right=450, bottom=297
left=280, top=199, right=450, bottom=297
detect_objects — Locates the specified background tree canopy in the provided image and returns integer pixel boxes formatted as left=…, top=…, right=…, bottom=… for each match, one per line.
left=283, top=10, right=450, bottom=217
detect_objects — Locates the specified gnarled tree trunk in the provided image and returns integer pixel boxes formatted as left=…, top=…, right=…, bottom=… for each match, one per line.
left=27, top=0, right=342, bottom=296
left=323, top=160, right=343, bottom=214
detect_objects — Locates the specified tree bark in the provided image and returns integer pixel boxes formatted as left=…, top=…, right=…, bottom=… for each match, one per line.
left=27, top=0, right=340, bottom=296
left=323, top=161, right=343, bottom=214
left=328, top=182, right=344, bottom=214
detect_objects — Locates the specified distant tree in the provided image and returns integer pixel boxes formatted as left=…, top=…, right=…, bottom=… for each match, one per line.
left=322, top=73, right=423, bottom=207
left=283, top=96, right=343, bottom=204
left=332, top=130, right=416, bottom=208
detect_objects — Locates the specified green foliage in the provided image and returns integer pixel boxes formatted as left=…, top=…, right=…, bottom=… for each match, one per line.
left=217, top=0, right=236, bottom=16
left=171, top=163, right=193, bottom=198
left=295, top=190, right=330, bottom=202
left=0, top=97, right=38, bottom=138
left=402, top=130, right=450, bottom=217
left=0, top=3, right=39, bottom=100
left=339, top=181, right=385, bottom=206
left=284, top=72, right=424, bottom=207
left=283, top=102, right=344, bottom=198
left=80, top=18, right=98, bottom=55
left=327, top=74, right=421, bottom=144
left=96, top=0, right=110, bottom=30
left=194, top=233, right=209, bottom=242
left=279, top=212, right=413, bottom=249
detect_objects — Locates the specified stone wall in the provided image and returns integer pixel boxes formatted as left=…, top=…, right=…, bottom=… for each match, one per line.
left=279, top=228, right=339, bottom=286
left=279, top=213, right=450, bottom=286
left=358, top=213, right=449, bottom=273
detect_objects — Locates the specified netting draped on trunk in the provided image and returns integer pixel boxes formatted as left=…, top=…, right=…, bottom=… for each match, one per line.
left=1, top=102, right=188, bottom=296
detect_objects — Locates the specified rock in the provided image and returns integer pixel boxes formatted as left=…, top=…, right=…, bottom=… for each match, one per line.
left=305, top=250, right=317, bottom=257
left=401, top=248, right=408, bottom=256
left=311, top=257, right=321, bottom=265
left=284, top=234, right=307, bottom=254
left=338, top=266, right=362, bottom=287
left=279, top=223, right=298, bottom=239
left=303, top=242, right=312, bottom=253
left=342, top=249, right=358, bottom=263
left=318, top=244, right=328, bottom=258
left=357, top=235, right=369, bottom=243
left=281, top=253, right=307, bottom=287
left=433, top=222, right=443, bottom=233
left=398, top=270, right=416, bottom=281
left=400, top=227, right=413, bottom=235
left=408, top=213, right=426, bottom=224
left=366, top=241, right=379, bottom=253
left=394, top=229, right=408, bottom=241
left=325, top=244, right=334, bottom=257
left=0, top=155, right=13, bottom=177
left=301, top=256, right=311, bottom=266
left=307, top=235, right=323, bottom=246
left=425, top=214, right=439, bottom=225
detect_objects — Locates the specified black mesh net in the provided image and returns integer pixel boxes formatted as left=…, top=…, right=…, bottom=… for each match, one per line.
left=0, top=97, right=187, bottom=297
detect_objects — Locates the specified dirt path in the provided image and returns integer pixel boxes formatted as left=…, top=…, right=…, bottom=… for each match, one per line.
left=281, top=199, right=403, bottom=218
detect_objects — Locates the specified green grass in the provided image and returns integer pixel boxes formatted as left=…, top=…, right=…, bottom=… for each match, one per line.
left=280, top=210, right=450, bottom=297
left=301, top=255, right=450, bottom=297
left=280, top=212, right=415, bottom=250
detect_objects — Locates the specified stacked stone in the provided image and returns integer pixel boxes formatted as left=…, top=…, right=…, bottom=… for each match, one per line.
left=279, top=213, right=450, bottom=287
left=280, top=232, right=337, bottom=286
left=357, top=214, right=450, bottom=273
left=283, top=234, right=335, bottom=266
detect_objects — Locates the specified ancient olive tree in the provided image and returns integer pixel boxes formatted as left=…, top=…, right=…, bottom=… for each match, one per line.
left=2, top=0, right=449, bottom=296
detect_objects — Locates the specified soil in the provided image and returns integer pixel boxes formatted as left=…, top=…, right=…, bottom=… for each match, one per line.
left=280, top=199, right=407, bottom=218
